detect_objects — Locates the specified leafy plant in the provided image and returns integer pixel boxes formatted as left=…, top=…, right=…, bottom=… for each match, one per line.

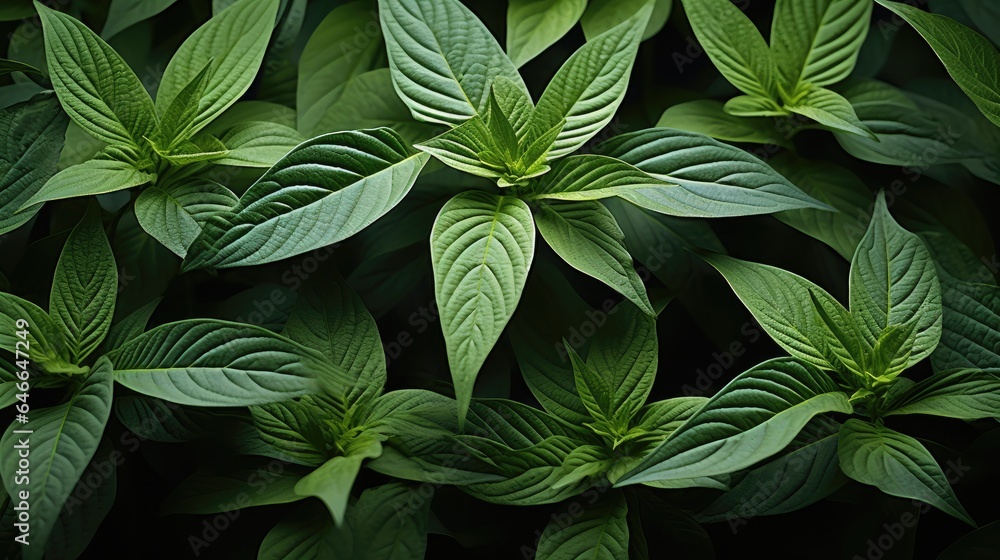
left=620, top=191, right=995, bottom=525
left=0, top=208, right=339, bottom=558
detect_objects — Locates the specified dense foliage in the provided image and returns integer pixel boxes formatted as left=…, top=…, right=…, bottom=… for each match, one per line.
left=0, top=0, right=998, bottom=558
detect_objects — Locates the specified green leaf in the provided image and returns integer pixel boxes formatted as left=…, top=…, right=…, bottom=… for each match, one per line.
left=49, top=209, right=117, bottom=362
left=724, top=95, right=787, bottom=117
left=0, top=293, right=75, bottom=371
left=163, top=464, right=307, bottom=515
left=283, top=273, right=386, bottom=406
left=182, top=128, right=429, bottom=271
left=771, top=155, right=872, bottom=260
left=582, top=0, right=673, bottom=41
left=0, top=1, right=33, bottom=21
left=259, top=483, right=431, bottom=559
left=416, top=116, right=506, bottom=180
left=257, top=502, right=340, bottom=559
left=294, top=435, right=384, bottom=526
left=45, top=437, right=117, bottom=560
left=785, top=85, right=875, bottom=138
left=0, top=96, right=68, bottom=235
left=311, top=69, right=440, bottom=144
left=531, top=155, right=671, bottom=203
left=885, top=369, right=1000, bottom=420
left=617, top=358, right=852, bottom=486
left=378, top=0, right=529, bottom=126
left=936, top=519, right=1000, bottom=560
left=876, top=0, right=1000, bottom=127
left=657, top=100, right=792, bottom=147
left=154, top=60, right=214, bottom=149
left=101, top=0, right=179, bottom=39
left=135, top=178, right=239, bottom=258
left=249, top=400, right=328, bottom=466
left=578, top=304, right=659, bottom=427
left=837, top=418, right=973, bottom=525
left=678, top=0, right=777, bottom=100
left=105, top=320, right=344, bottom=406
left=506, top=0, right=586, bottom=68
left=215, top=121, right=304, bottom=168
left=532, top=4, right=651, bottom=159
left=0, top=359, right=112, bottom=560
left=704, top=253, right=866, bottom=373
left=698, top=430, right=843, bottom=522
left=535, top=200, right=654, bottom=315
left=833, top=80, right=971, bottom=166
left=535, top=493, right=629, bottom=560
left=0, top=58, right=42, bottom=77
left=297, top=1, right=384, bottom=136
left=771, top=0, right=873, bottom=90
left=102, top=297, right=161, bottom=351
left=937, top=281, right=1000, bottom=371
left=431, top=192, right=535, bottom=425
left=849, top=191, right=942, bottom=369
left=597, top=128, right=832, bottom=216
left=34, top=1, right=157, bottom=148
left=155, top=0, right=280, bottom=137
left=22, top=156, right=154, bottom=209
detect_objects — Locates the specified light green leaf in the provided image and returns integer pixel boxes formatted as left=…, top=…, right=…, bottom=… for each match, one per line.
left=182, top=128, right=429, bottom=271
left=838, top=418, right=973, bottom=525
left=0, top=293, right=75, bottom=371
left=536, top=493, right=629, bottom=560
left=531, top=155, right=670, bottom=203
left=378, top=0, right=529, bottom=126
left=877, top=0, right=1000, bottom=127
left=416, top=116, right=505, bottom=180
left=49, top=209, right=117, bottom=362
left=101, top=0, right=179, bottom=39
left=617, top=358, right=852, bottom=486
left=155, top=0, right=280, bottom=137
left=582, top=0, right=673, bottom=41
left=507, top=0, right=587, bottom=68
left=704, top=253, right=866, bottom=373
left=215, top=121, right=304, bottom=167
left=431, top=192, right=535, bottom=425
left=135, top=178, right=239, bottom=258
left=294, top=435, right=384, bottom=526
left=0, top=96, right=68, bottom=235
left=657, top=99, right=792, bottom=147
left=698, top=430, right=843, bottom=522
left=678, top=0, right=777, bottom=100
left=106, top=320, right=344, bottom=406
left=535, top=200, right=653, bottom=315
left=724, top=95, right=788, bottom=117
left=849, top=191, right=942, bottom=369
left=582, top=304, right=659, bottom=426
left=597, top=128, right=832, bottom=217
left=22, top=156, right=154, bottom=209
left=297, top=1, right=383, bottom=136
left=283, top=274, right=387, bottom=406
left=771, top=0, right=873, bottom=89
left=0, top=359, right=112, bottom=560
left=532, top=4, right=651, bottom=159
left=785, top=85, right=876, bottom=138
left=34, top=1, right=156, bottom=148
left=312, top=69, right=440, bottom=144
left=885, top=369, right=1000, bottom=420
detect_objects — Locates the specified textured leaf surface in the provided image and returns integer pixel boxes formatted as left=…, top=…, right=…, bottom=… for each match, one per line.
left=431, top=192, right=535, bottom=424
